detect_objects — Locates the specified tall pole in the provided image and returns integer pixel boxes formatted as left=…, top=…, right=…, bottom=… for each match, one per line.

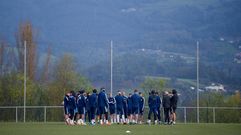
left=110, top=40, right=113, bottom=96
left=24, top=41, right=27, bottom=123
left=196, top=41, right=200, bottom=123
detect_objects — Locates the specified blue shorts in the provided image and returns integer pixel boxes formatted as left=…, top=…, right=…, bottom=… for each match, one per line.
left=68, top=108, right=75, bottom=119
left=128, top=108, right=132, bottom=116
left=116, top=107, right=123, bottom=115
left=78, top=107, right=85, bottom=115
left=109, top=107, right=116, bottom=115
left=139, top=108, right=144, bottom=115
left=98, top=106, right=108, bottom=115
left=132, top=107, right=139, bottom=115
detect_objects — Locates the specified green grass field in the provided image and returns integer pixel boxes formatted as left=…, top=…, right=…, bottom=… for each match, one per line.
left=0, top=123, right=241, bottom=135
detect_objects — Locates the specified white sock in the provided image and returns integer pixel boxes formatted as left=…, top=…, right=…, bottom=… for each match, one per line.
left=114, top=115, right=117, bottom=123
left=122, top=115, right=125, bottom=123
left=111, top=118, right=113, bottom=123
left=117, top=115, right=120, bottom=123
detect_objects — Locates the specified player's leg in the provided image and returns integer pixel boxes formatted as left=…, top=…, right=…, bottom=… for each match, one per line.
left=134, top=107, right=139, bottom=124
left=139, top=108, right=144, bottom=124
left=157, top=107, right=161, bottom=124
left=116, top=108, right=121, bottom=124
left=69, top=109, right=75, bottom=125
left=164, top=108, right=168, bottom=124
left=154, top=108, right=158, bottom=125
left=147, top=108, right=152, bottom=125
left=81, top=108, right=86, bottom=125
left=64, top=107, right=70, bottom=125
left=104, top=106, right=110, bottom=125
left=172, top=107, right=177, bottom=124
left=99, top=107, right=103, bottom=125
left=90, top=107, right=96, bottom=125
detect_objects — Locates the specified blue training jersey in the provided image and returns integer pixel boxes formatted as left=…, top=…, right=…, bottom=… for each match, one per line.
left=123, top=95, right=128, bottom=109
left=77, top=94, right=86, bottom=108
left=139, top=96, right=145, bottom=111
left=148, top=95, right=158, bottom=109
left=156, top=95, right=161, bottom=108
left=89, top=93, right=97, bottom=108
left=68, top=95, right=76, bottom=109
left=131, top=93, right=140, bottom=108
left=108, top=97, right=116, bottom=109
left=127, top=97, right=132, bottom=109
left=98, top=91, right=109, bottom=108
left=115, top=95, right=124, bottom=109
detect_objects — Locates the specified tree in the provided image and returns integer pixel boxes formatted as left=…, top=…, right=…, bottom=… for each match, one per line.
left=41, top=46, right=52, bottom=83
left=0, top=41, right=5, bottom=75
left=16, top=22, right=37, bottom=80
left=140, top=77, right=166, bottom=95
left=47, top=53, right=92, bottom=105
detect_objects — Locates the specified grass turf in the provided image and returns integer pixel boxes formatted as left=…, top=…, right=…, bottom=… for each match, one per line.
left=0, top=123, right=240, bottom=135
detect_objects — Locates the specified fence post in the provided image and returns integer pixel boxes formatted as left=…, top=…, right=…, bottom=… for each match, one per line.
left=44, top=106, right=47, bottom=123
left=213, top=107, right=216, bottom=124
left=16, top=107, right=18, bottom=123
left=184, top=107, right=187, bottom=124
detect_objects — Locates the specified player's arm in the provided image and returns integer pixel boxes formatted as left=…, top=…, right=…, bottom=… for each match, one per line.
left=142, top=97, right=145, bottom=111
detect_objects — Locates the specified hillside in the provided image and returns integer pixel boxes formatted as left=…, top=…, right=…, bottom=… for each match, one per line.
left=0, top=0, right=241, bottom=90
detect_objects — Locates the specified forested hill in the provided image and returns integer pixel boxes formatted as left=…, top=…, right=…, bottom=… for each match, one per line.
left=1, top=0, right=241, bottom=44
left=0, top=0, right=241, bottom=89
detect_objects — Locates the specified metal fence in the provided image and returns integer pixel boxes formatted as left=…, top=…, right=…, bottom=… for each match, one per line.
left=0, top=106, right=240, bottom=123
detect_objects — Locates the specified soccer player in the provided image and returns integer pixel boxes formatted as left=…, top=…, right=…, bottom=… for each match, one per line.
left=127, top=93, right=133, bottom=124
left=147, top=90, right=158, bottom=125
left=76, top=90, right=86, bottom=125
left=170, top=89, right=178, bottom=125
left=97, top=87, right=109, bottom=125
left=156, top=91, right=162, bottom=124
left=89, top=89, right=98, bottom=125
left=68, top=91, right=77, bottom=125
left=122, top=91, right=128, bottom=124
left=85, top=92, right=91, bottom=123
left=63, top=92, right=70, bottom=125
left=108, top=93, right=116, bottom=124
left=115, top=91, right=124, bottom=124
left=138, top=92, right=145, bottom=124
left=162, top=91, right=171, bottom=124
left=131, top=89, right=140, bottom=124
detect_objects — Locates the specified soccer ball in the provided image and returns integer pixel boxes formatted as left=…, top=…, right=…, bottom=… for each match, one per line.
left=126, top=130, right=131, bottom=133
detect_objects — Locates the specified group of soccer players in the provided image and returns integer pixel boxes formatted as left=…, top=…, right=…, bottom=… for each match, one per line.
left=63, top=87, right=178, bottom=126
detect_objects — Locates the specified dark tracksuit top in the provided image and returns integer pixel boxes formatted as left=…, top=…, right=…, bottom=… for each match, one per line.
left=148, top=94, right=158, bottom=120
left=98, top=91, right=109, bottom=114
left=77, top=94, right=86, bottom=114
left=162, top=94, right=171, bottom=122
left=108, top=97, right=116, bottom=114
left=89, top=93, right=97, bottom=108
left=156, top=96, right=161, bottom=109
left=64, top=95, right=69, bottom=114
left=170, top=94, right=178, bottom=108
left=89, top=93, right=97, bottom=119
left=68, top=95, right=76, bottom=110
left=148, top=95, right=158, bottom=109
left=162, top=95, right=171, bottom=108
left=131, top=93, right=140, bottom=114
left=68, top=95, right=76, bottom=118
left=127, top=97, right=132, bottom=115
left=123, top=96, right=128, bottom=110
left=115, top=95, right=124, bottom=115
left=139, top=96, right=145, bottom=113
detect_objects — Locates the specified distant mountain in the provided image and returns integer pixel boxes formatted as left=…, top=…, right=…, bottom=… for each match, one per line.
left=0, top=0, right=241, bottom=89
left=1, top=0, right=241, bottom=44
